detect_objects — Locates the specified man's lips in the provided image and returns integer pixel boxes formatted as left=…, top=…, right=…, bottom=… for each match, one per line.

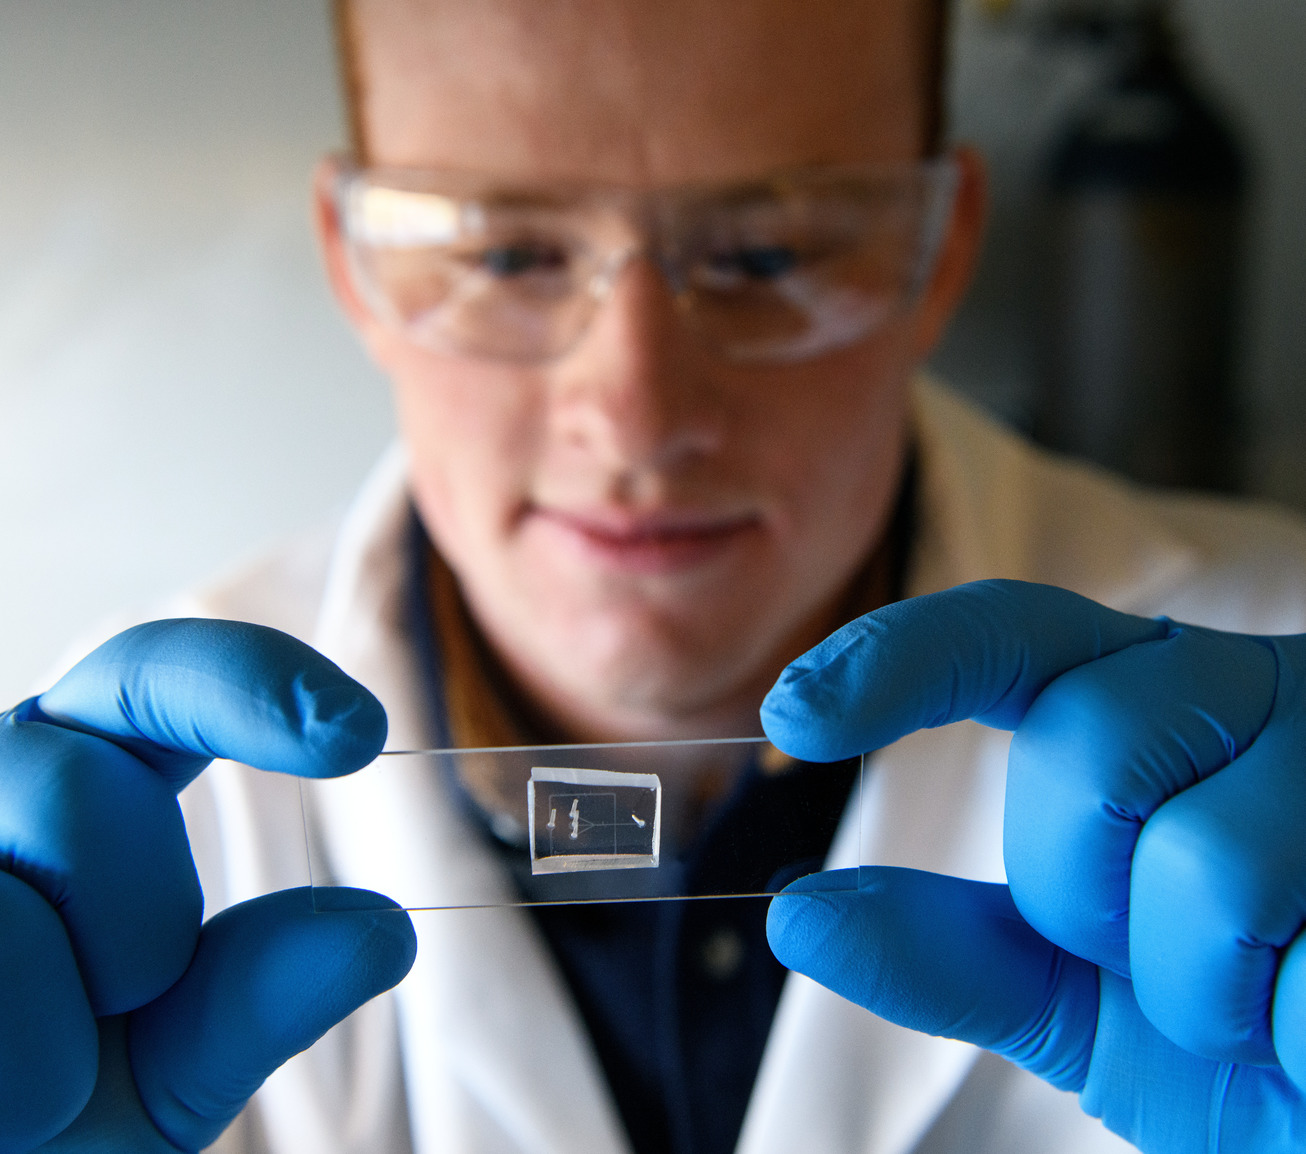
left=529, top=507, right=763, bottom=574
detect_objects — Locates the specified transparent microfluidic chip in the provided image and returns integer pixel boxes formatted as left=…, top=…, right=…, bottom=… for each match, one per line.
left=527, top=766, right=662, bottom=874
left=294, top=738, right=865, bottom=910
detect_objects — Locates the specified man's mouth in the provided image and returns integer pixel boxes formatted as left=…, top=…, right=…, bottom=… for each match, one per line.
left=530, top=507, right=763, bottom=575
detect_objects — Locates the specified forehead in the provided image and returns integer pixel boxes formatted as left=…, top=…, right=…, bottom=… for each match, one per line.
left=346, top=0, right=928, bottom=186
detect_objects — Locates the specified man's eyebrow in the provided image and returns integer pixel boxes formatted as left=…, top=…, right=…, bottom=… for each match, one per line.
left=471, top=188, right=583, bottom=209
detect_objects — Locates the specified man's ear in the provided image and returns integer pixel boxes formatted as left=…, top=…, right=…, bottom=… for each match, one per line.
left=312, top=157, right=383, bottom=342
left=910, top=144, right=987, bottom=360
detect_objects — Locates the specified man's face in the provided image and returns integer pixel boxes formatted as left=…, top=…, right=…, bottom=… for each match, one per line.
left=321, top=0, right=981, bottom=741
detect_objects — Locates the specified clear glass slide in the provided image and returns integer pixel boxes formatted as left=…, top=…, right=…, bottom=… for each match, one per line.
left=295, top=738, right=866, bottom=910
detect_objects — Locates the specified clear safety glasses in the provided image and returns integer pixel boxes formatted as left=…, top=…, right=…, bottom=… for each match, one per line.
left=273, top=739, right=869, bottom=910
left=336, top=158, right=960, bottom=364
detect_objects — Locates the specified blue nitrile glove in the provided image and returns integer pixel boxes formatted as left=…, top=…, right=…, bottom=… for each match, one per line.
left=0, top=620, right=417, bottom=1153
left=761, top=580, right=1306, bottom=1153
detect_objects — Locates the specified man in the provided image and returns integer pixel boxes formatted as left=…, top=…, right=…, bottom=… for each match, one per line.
left=2, top=1, right=1305, bottom=1152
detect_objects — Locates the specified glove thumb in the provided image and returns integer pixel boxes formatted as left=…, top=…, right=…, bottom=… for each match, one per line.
left=767, top=867, right=1099, bottom=1091
left=128, top=887, right=417, bottom=1152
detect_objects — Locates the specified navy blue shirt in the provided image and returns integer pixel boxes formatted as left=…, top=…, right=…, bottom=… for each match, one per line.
left=518, top=754, right=858, bottom=1154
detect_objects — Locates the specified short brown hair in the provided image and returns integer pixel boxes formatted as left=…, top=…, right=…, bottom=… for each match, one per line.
left=331, top=0, right=952, bottom=161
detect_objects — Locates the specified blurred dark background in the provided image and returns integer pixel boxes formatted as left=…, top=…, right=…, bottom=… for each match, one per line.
left=937, top=0, right=1305, bottom=497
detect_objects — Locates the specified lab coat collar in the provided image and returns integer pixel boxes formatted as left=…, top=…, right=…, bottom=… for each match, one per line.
left=907, top=377, right=1198, bottom=610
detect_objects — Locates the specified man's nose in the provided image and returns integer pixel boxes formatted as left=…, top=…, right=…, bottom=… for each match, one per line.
left=548, top=255, right=724, bottom=477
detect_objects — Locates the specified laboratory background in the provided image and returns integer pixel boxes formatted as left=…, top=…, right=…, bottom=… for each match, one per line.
left=1, top=0, right=1303, bottom=705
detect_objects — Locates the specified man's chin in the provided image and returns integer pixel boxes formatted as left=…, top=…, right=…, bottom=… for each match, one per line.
left=522, top=620, right=779, bottom=737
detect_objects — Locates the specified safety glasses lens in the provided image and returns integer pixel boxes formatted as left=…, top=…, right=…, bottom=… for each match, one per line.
left=340, top=162, right=955, bottom=363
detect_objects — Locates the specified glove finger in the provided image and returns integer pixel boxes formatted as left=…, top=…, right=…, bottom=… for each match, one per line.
left=0, top=621, right=385, bottom=1020
left=767, top=867, right=1100, bottom=1091
left=1081, top=969, right=1285, bottom=1153
left=1006, top=626, right=1276, bottom=977
left=760, top=579, right=1166, bottom=762
left=34, top=619, right=387, bottom=791
left=0, top=718, right=200, bottom=1016
left=128, top=887, right=417, bottom=1153
left=36, top=1015, right=187, bottom=1153
left=0, top=871, right=98, bottom=1151
left=1274, top=927, right=1306, bottom=1091
left=1130, top=650, right=1306, bottom=1066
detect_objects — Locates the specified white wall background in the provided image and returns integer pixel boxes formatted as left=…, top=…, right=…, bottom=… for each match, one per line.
left=0, top=2, right=395, bottom=702
left=0, top=1, right=1303, bottom=703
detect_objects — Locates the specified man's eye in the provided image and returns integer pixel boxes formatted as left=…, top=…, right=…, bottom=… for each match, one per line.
left=475, top=244, right=569, bottom=277
left=706, top=246, right=800, bottom=280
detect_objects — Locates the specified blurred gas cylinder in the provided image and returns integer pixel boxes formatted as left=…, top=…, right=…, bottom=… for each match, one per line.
left=1033, top=0, right=1249, bottom=490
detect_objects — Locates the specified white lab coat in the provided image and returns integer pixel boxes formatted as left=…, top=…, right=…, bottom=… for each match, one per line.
left=150, top=380, right=1306, bottom=1154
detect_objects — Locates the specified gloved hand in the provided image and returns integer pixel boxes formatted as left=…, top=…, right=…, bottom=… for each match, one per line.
left=761, top=580, right=1306, bottom=1153
left=0, top=619, right=417, bottom=1153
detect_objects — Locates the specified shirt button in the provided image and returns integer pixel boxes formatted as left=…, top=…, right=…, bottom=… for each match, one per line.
left=700, top=926, right=745, bottom=981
